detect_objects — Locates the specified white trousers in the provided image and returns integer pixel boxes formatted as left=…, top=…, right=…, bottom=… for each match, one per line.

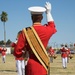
left=62, top=57, right=67, bottom=68
left=16, top=60, right=25, bottom=75
left=2, top=55, right=6, bottom=63
left=50, top=57, right=53, bottom=63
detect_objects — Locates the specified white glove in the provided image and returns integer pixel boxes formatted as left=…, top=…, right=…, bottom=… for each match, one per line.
left=3, top=48, right=7, bottom=50
left=65, top=47, right=68, bottom=50
left=14, top=40, right=17, bottom=43
left=45, top=2, right=54, bottom=22
left=45, top=2, right=51, bottom=13
left=22, top=50, right=25, bottom=53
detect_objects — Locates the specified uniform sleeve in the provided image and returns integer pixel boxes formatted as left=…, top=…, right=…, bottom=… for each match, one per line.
left=14, top=31, right=26, bottom=58
left=11, top=42, right=16, bottom=47
left=68, top=49, right=71, bottom=54
left=53, top=49, right=55, bottom=54
left=44, top=21, right=57, bottom=37
left=48, top=21, right=57, bottom=34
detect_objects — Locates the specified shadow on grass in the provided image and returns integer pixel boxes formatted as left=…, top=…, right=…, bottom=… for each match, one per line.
left=0, top=70, right=16, bottom=72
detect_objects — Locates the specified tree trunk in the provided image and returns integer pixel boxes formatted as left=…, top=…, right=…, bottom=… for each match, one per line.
left=4, top=22, right=6, bottom=47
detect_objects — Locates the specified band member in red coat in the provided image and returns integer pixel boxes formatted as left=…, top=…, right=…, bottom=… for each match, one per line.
left=11, top=31, right=26, bottom=75
left=0, top=47, right=7, bottom=63
left=60, top=45, right=68, bottom=69
left=48, top=46, right=55, bottom=63
left=14, top=2, right=57, bottom=75
left=65, top=45, right=71, bottom=63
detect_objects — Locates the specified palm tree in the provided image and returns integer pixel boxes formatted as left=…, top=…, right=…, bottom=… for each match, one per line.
left=0, top=11, right=8, bottom=47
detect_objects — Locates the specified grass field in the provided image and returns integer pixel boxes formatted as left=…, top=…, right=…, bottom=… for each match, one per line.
left=0, top=54, right=17, bottom=75
left=50, top=54, right=75, bottom=75
left=0, top=54, right=75, bottom=75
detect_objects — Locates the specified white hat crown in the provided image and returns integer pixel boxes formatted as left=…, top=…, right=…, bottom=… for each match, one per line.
left=28, top=6, right=46, bottom=14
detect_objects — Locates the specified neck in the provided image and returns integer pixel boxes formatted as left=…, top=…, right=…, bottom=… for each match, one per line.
left=33, top=22, right=41, bottom=25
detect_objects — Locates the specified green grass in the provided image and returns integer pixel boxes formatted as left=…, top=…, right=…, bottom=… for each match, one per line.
left=0, top=54, right=75, bottom=75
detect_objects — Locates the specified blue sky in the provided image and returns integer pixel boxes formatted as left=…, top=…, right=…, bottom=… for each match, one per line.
left=0, top=0, right=75, bottom=46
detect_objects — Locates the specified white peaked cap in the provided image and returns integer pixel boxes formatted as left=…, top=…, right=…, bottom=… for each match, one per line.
left=28, top=6, right=46, bottom=14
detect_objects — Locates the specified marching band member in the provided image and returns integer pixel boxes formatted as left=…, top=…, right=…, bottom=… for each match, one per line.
left=0, top=46, right=7, bottom=63
left=14, top=2, right=57, bottom=75
left=60, top=45, right=68, bottom=69
left=11, top=31, right=25, bottom=75
left=65, top=45, right=71, bottom=63
left=48, top=46, right=55, bottom=63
